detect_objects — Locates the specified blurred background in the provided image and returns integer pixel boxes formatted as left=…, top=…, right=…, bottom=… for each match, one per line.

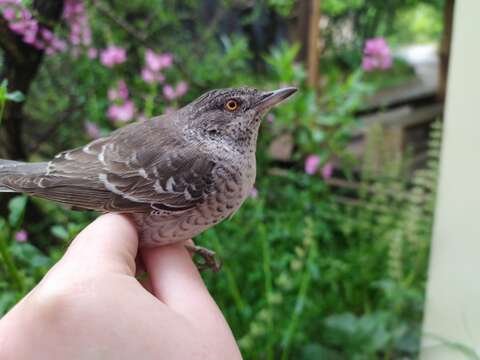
left=0, top=0, right=455, bottom=358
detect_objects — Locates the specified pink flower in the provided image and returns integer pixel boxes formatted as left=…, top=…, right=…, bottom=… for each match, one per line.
left=2, top=7, right=17, bottom=21
left=40, top=28, right=53, bottom=41
left=266, top=114, right=275, bottom=123
left=22, top=29, right=37, bottom=44
left=145, top=51, right=174, bottom=70
left=9, top=15, right=38, bottom=38
left=15, top=229, right=28, bottom=243
left=163, top=85, right=176, bottom=101
left=175, top=81, right=188, bottom=98
left=137, top=113, right=148, bottom=122
left=362, top=57, right=375, bottom=72
left=63, top=0, right=83, bottom=18
left=163, top=82, right=189, bottom=101
left=117, top=80, right=129, bottom=100
left=87, top=47, right=98, bottom=59
left=0, top=0, right=21, bottom=5
left=108, top=100, right=136, bottom=123
left=362, top=37, right=392, bottom=72
left=160, top=53, right=173, bottom=68
left=108, top=80, right=129, bottom=101
left=81, top=27, right=92, bottom=46
left=100, top=45, right=127, bottom=67
left=145, top=49, right=164, bottom=72
left=70, top=33, right=80, bottom=45
left=141, top=67, right=165, bottom=84
left=107, top=80, right=135, bottom=123
left=3, top=4, right=67, bottom=56
left=141, top=68, right=156, bottom=84
left=321, top=162, right=334, bottom=179
left=47, top=37, right=67, bottom=54
left=249, top=187, right=258, bottom=198
left=63, top=0, right=91, bottom=48
left=305, top=155, right=321, bottom=175
left=164, top=106, right=176, bottom=115
left=142, top=49, right=172, bottom=84
left=84, top=121, right=100, bottom=139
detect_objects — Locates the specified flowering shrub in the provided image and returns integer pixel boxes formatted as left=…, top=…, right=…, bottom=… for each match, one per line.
left=304, top=155, right=321, bottom=175
left=84, top=120, right=100, bottom=139
left=362, top=37, right=393, bottom=72
left=14, top=229, right=28, bottom=242
left=63, top=0, right=91, bottom=51
left=141, top=49, right=172, bottom=84
left=0, top=0, right=95, bottom=55
left=0, top=1, right=441, bottom=359
left=100, top=45, right=126, bottom=67
left=1, top=0, right=66, bottom=54
left=107, top=80, right=136, bottom=123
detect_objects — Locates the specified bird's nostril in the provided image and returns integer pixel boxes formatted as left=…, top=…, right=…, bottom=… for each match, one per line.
left=260, top=92, right=273, bottom=100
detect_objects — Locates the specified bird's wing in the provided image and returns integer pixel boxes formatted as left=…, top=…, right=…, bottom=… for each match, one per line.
left=24, top=120, right=216, bottom=213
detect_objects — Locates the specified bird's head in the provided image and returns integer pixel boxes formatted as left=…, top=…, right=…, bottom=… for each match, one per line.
left=179, top=87, right=297, bottom=151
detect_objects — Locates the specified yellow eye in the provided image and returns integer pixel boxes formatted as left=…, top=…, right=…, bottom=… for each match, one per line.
left=225, top=100, right=239, bottom=112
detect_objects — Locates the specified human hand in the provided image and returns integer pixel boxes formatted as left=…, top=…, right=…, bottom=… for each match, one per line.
left=0, top=214, right=242, bottom=360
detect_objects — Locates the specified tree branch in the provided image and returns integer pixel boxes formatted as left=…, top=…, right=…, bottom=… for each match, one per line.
left=0, top=18, right=28, bottom=65
left=0, top=0, right=64, bottom=160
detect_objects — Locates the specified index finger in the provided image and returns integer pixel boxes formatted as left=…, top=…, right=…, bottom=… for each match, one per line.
left=141, top=242, right=233, bottom=335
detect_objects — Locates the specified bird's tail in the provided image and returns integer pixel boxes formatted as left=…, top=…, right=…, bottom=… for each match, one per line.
left=0, top=159, right=47, bottom=193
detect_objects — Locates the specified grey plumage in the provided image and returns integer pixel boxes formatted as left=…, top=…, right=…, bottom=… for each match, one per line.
left=0, top=87, right=297, bottom=247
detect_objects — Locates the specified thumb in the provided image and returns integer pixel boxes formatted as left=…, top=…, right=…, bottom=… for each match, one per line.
left=54, top=213, right=139, bottom=278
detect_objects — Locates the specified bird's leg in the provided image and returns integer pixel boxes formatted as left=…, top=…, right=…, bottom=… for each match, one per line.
left=185, top=244, right=222, bottom=272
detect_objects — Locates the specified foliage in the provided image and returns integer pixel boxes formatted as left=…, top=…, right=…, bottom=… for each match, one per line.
left=0, top=121, right=442, bottom=358
left=321, top=0, right=444, bottom=71
left=258, top=42, right=373, bottom=173
left=0, top=1, right=447, bottom=359
left=0, top=80, right=24, bottom=123
left=393, top=3, right=444, bottom=44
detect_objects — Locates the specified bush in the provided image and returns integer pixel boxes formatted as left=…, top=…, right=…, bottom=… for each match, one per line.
left=0, top=1, right=444, bottom=358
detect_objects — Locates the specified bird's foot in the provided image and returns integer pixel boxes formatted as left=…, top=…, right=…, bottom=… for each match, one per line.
left=185, top=244, right=222, bottom=273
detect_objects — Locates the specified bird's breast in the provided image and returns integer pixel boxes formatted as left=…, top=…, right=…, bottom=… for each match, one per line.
left=135, top=154, right=256, bottom=247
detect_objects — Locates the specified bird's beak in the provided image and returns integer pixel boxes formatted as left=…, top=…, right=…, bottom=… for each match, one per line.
left=254, top=87, right=298, bottom=113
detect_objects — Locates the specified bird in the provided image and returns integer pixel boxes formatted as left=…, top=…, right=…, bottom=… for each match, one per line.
left=0, top=86, right=297, bottom=271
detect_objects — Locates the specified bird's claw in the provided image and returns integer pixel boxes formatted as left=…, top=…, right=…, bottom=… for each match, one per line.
left=185, top=244, right=222, bottom=272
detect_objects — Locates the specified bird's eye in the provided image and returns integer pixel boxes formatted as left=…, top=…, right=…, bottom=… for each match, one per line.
left=225, top=99, right=239, bottom=112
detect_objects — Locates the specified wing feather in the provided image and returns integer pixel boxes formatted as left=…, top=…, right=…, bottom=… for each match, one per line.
left=22, top=118, right=216, bottom=213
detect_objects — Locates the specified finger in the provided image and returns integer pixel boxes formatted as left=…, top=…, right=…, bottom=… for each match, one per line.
left=57, top=213, right=139, bottom=277
left=141, top=242, right=225, bottom=325
left=141, top=242, right=240, bottom=356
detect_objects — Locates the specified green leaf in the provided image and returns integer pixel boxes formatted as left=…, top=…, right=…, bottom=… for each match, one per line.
left=301, top=343, right=342, bottom=360
left=51, top=225, right=69, bottom=241
left=6, top=91, right=25, bottom=103
left=0, top=81, right=6, bottom=102
left=10, top=242, right=51, bottom=269
left=0, top=292, right=16, bottom=315
left=8, top=196, right=27, bottom=228
left=0, top=218, right=7, bottom=232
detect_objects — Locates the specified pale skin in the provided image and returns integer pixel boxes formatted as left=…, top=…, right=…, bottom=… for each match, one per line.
left=0, top=214, right=242, bottom=360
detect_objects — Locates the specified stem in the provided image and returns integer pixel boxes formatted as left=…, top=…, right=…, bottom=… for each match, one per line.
left=145, top=84, right=157, bottom=118
left=281, top=241, right=316, bottom=360
left=0, top=99, right=5, bottom=125
left=211, top=235, right=246, bottom=312
left=260, top=223, right=274, bottom=360
left=0, top=226, right=25, bottom=293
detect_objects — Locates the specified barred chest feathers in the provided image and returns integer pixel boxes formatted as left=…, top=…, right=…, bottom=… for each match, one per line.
left=134, top=151, right=256, bottom=247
